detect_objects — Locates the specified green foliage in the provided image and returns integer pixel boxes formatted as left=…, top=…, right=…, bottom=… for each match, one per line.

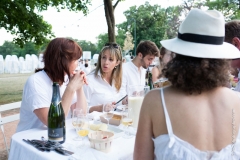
left=96, top=33, right=109, bottom=52
left=96, top=32, right=126, bottom=53
left=0, top=41, right=39, bottom=59
left=0, top=0, right=91, bottom=47
left=74, top=40, right=98, bottom=57
left=117, top=2, right=181, bottom=49
left=205, top=0, right=240, bottom=20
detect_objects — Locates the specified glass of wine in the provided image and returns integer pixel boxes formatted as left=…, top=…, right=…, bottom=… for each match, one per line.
left=72, top=109, right=82, bottom=140
left=102, top=102, right=115, bottom=129
left=75, top=114, right=89, bottom=141
left=121, top=108, right=133, bottom=138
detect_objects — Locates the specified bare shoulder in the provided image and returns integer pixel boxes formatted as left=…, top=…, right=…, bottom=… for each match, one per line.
left=151, top=66, right=160, bottom=74
left=141, top=88, right=163, bottom=115
left=143, top=89, right=161, bottom=104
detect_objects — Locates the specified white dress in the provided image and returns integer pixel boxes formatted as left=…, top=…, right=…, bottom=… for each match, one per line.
left=152, top=88, right=240, bottom=160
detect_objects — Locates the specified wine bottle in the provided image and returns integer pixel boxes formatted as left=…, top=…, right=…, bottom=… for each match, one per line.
left=148, top=72, right=153, bottom=90
left=145, top=68, right=150, bottom=86
left=48, top=82, right=66, bottom=144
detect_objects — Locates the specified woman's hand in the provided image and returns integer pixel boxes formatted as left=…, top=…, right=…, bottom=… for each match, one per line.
left=104, top=103, right=116, bottom=112
left=122, top=97, right=128, bottom=105
left=80, top=70, right=88, bottom=85
left=69, top=70, right=88, bottom=91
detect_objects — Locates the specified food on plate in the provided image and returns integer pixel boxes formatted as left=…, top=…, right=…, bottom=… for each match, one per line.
left=112, top=114, right=121, bottom=120
left=89, top=123, right=108, bottom=131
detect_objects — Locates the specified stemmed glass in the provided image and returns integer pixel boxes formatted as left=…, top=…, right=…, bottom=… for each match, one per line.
left=75, top=115, right=89, bottom=141
left=102, top=102, right=115, bottom=128
left=72, top=109, right=83, bottom=140
left=121, top=108, right=133, bottom=138
left=73, top=114, right=90, bottom=155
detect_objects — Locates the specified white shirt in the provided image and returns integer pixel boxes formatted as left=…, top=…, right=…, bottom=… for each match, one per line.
left=83, top=71, right=123, bottom=108
left=16, top=70, right=75, bottom=132
left=120, top=61, right=146, bottom=96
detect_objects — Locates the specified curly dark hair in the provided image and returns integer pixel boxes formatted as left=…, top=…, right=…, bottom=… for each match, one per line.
left=162, top=54, right=230, bottom=94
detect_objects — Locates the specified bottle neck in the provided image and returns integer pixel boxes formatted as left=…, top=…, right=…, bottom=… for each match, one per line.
left=52, top=83, right=61, bottom=105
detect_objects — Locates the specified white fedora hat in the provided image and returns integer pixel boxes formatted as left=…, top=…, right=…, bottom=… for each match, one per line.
left=160, top=8, right=240, bottom=59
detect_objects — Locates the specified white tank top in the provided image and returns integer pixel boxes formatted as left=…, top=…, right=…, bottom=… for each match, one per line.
left=152, top=88, right=240, bottom=160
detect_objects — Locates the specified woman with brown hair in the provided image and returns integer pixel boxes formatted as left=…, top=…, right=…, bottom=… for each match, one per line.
left=17, top=38, right=88, bottom=132
left=151, top=46, right=175, bottom=83
left=134, top=9, right=240, bottom=159
left=83, top=42, right=123, bottom=113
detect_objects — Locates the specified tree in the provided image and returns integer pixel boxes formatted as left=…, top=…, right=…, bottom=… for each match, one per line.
left=22, top=42, right=39, bottom=57
left=0, top=41, right=39, bottom=59
left=164, top=6, right=182, bottom=39
left=96, top=32, right=125, bottom=52
left=0, top=41, right=21, bottom=58
left=0, top=0, right=91, bottom=47
left=103, top=0, right=125, bottom=42
left=123, top=32, right=134, bottom=51
left=0, top=0, right=126, bottom=47
left=96, top=33, right=109, bottom=52
left=75, top=40, right=98, bottom=57
left=205, top=0, right=240, bottom=20
left=117, top=2, right=180, bottom=48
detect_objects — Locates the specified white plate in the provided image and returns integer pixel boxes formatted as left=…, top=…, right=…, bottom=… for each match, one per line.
left=90, top=121, right=123, bottom=138
left=116, top=105, right=127, bottom=111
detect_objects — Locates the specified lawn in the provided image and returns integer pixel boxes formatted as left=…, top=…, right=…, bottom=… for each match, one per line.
left=0, top=73, right=32, bottom=105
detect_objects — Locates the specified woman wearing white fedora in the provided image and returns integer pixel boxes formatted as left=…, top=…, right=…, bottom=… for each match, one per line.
left=134, top=9, right=240, bottom=160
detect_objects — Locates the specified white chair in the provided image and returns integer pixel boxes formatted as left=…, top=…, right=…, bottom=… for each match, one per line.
left=0, top=101, right=21, bottom=155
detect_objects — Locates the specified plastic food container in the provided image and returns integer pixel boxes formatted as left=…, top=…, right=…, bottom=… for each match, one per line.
left=88, top=131, right=114, bottom=152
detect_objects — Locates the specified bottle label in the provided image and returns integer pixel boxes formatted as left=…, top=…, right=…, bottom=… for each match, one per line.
left=48, top=128, right=63, bottom=142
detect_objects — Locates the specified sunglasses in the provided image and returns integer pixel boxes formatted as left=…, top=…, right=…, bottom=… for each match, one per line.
left=104, top=43, right=119, bottom=49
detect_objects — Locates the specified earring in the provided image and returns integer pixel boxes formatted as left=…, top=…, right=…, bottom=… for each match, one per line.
left=114, top=66, right=117, bottom=69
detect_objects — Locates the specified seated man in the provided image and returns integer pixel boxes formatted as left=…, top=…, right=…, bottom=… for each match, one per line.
left=120, top=40, right=159, bottom=104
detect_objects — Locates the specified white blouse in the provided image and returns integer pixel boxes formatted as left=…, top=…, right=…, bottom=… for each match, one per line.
left=83, top=71, right=123, bottom=109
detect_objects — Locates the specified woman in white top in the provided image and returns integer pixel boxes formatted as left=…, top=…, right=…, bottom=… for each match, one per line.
left=17, top=38, right=88, bottom=132
left=134, top=9, right=240, bottom=160
left=83, top=42, right=123, bottom=113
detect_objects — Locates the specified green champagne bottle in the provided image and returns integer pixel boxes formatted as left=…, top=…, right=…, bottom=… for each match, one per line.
left=148, top=72, right=153, bottom=90
left=48, top=82, right=66, bottom=144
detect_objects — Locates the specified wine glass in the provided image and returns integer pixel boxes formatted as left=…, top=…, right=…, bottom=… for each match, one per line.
left=102, top=102, right=115, bottom=128
left=72, top=109, right=82, bottom=140
left=75, top=114, right=89, bottom=141
left=121, top=108, right=133, bottom=138
left=72, top=109, right=82, bottom=126
left=74, top=114, right=90, bottom=155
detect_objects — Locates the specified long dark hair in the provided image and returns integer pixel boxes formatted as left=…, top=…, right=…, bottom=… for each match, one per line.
left=36, top=38, right=82, bottom=85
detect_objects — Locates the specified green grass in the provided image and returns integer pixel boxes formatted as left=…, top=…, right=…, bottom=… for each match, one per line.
left=0, top=73, right=32, bottom=105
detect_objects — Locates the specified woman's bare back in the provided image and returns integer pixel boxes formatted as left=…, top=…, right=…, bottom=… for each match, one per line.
left=150, top=86, right=240, bottom=151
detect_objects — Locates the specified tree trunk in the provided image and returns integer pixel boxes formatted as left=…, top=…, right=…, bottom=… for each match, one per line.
left=104, top=0, right=120, bottom=43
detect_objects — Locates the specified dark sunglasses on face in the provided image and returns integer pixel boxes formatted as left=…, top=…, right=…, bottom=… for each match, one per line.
left=104, top=42, right=119, bottom=49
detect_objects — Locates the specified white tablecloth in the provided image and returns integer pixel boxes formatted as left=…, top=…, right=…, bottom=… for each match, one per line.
left=8, top=119, right=135, bottom=160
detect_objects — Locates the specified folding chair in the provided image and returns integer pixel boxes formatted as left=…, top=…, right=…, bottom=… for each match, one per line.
left=0, top=101, right=21, bottom=155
